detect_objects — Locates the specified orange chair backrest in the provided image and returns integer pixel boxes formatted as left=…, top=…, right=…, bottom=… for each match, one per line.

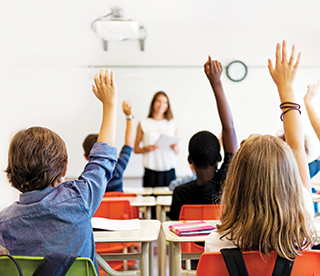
left=103, top=192, right=137, bottom=198
left=93, top=199, right=134, bottom=219
left=196, top=250, right=320, bottom=276
left=179, top=204, right=222, bottom=221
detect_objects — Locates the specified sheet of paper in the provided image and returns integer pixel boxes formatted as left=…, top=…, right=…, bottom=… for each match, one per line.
left=92, top=217, right=141, bottom=231
left=156, top=135, right=180, bottom=150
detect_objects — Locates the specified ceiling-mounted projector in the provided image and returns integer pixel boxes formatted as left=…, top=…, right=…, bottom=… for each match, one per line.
left=91, top=7, right=146, bottom=51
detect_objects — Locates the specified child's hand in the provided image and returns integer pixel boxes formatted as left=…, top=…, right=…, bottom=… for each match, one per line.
left=92, top=68, right=117, bottom=104
left=122, top=100, right=133, bottom=116
left=204, top=56, right=223, bottom=86
left=304, top=81, right=320, bottom=103
left=268, top=40, right=301, bottom=94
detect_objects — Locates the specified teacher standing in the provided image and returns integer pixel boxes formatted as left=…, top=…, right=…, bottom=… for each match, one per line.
left=134, top=91, right=178, bottom=187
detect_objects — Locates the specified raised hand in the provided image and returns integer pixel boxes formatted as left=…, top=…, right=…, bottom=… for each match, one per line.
left=204, top=56, right=223, bottom=87
left=122, top=100, right=133, bottom=116
left=92, top=68, right=117, bottom=146
left=268, top=40, right=301, bottom=98
left=92, top=68, right=117, bottom=104
left=304, top=81, right=320, bottom=103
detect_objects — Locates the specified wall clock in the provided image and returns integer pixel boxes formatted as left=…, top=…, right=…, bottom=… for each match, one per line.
left=226, top=60, right=248, bottom=82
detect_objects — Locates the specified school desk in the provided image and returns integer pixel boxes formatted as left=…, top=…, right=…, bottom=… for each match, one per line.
left=162, top=220, right=218, bottom=276
left=94, top=219, right=160, bottom=276
left=123, top=187, right=154, bottom=196
left=156, top=196, right=172, bottom=276
left=101, top=196, right=156, bottom=219
left=152, top=187, right=173, bottom=196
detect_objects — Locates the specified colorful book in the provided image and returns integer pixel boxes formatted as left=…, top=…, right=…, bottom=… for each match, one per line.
left=169, top=221, right=216, bottom=236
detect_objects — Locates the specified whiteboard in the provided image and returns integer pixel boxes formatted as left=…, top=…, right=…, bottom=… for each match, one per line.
left=2, top=65, right=320, bottom=181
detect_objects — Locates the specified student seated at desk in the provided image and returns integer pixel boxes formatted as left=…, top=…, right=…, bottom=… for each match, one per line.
left=168, top=56, right=238, bottom=220
left=205, top=41, right=316, bottom=261
left=83, top=100, right=134, bottom=192
left=0, top=68, right=118, bottom=275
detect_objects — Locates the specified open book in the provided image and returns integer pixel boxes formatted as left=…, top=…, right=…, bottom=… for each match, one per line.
left=92, top=217, right=141, bottom=231
left=169, top=221, right=216, bottom=236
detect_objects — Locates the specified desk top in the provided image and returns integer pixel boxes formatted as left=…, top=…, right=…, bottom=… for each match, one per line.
left=101, top=196, right=156, bottom=207
left=163, top=219, right=320, bottom=243
left=162, top=220, right=219, bottom=242
left=152, top=187, right=173, bottom=195
left=123, top=187, right=153, bottom=196
left=156, top=195, right=172, bottom=206
left=94, top=220, right=160, bottom=243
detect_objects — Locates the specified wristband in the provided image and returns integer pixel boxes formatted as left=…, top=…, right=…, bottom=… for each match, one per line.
left=126, top=115, right=134, bottom=120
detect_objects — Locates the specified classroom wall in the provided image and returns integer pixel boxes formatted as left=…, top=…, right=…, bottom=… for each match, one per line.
left=2, top=0, right=320, bottom=211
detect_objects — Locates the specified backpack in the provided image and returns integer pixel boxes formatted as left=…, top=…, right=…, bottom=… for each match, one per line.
left=220, top=248, right=295, bottom=276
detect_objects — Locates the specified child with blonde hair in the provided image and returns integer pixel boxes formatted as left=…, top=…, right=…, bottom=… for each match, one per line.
left=205, top=41, right=316, bottom=261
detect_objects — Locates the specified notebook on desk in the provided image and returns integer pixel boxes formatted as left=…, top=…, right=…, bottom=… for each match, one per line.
left=169, top=221, right=216, bottom=236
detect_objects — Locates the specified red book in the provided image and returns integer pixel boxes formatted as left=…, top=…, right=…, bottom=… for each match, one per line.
left=169, top=221, right=216, bottom=236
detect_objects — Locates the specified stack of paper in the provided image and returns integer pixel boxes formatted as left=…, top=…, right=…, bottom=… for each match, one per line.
left=92, top=217, right=141, bottom=231
left=169, top=221, right=216, bottom=236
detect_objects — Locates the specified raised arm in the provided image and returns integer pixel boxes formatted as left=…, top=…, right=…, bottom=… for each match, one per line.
left=122, top=100, right=134, bottom=148
left=304, top=81, right=320, bottom=141
left=92, top=68, right=117, bottom=146
left=204, top=56, right=238, bottom=153
left=268, top=41, right=311, bottom=194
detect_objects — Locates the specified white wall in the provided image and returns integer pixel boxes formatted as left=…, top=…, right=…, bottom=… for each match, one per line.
left=2, top=0, right=320, bottom=210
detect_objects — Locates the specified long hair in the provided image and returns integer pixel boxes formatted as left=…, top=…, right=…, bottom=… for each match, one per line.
left=147, top=91, right=173, bottom=121
left=5, top=126, right=68, bottom=193
left=217, top=134, right=316, bottom=260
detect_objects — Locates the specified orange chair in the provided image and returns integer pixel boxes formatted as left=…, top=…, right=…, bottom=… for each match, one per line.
left=103, top=192, right=140, bottom=218
left=93, top=199, right=136, bottom=273
left=196, top=250, right=320, bottom=276
left=179, top=204, right=222, bottom=270
left=179, top=204, right=222, bottom=253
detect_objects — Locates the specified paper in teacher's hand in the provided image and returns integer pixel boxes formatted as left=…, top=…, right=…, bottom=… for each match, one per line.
left=156, top=135, right=180, bottom=150
left=92, top=217, right=141, bottom=231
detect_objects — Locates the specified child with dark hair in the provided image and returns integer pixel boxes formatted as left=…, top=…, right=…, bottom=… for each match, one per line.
left=0, top=68, right=117, bottom=274
left=83, top=100, right=134, bottom=192
left=168, top=57, right=238, bottom=220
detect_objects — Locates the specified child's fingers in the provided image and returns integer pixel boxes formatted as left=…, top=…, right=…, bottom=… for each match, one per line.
left=105, top=69, right=110, bottom=85
left=282, top=40, right=287, bottom=63
left=94, top=73, right=100, bottom=89
left=92, top=84, right=98, bottom=96
left=99, top=68, right=106, bottom=85
left=110, top=71, right=115, bottom=87
left=289, top=44, right=296, bottom=66
left=208, top=55, right=213, bottom=72
left=267, top=59, right=274, bottom=75
left=293, top=52, right=301, bottom=70
left=275, top=42, right=281, bottom=66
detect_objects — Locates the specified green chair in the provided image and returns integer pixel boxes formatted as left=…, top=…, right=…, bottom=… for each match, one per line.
left=0, top=255, right=98, bottom=276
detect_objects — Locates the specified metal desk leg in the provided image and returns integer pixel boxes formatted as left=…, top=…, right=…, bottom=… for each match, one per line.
left=169, top=242, right=181, bottom=276
left=141, top=242, right=149, bottom=276
left=144, top=206, right=151, bottom=219
left=157, top=206, right=167, bottom=276
left=149, top=241, right=153, bottom=276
